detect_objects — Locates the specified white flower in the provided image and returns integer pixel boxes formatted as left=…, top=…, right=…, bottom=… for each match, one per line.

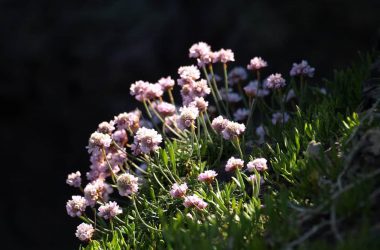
left=117, top=173, right=139, bottom=197
left=98, top=201, right=123, bottom=220
left=222, top=120, right=246, bottom=140
left=247, top=158, right=268, bottom=172
left=225, top=157, right=244, bottom=172
left=247, top=57, right=268, bottom=70
left=133, top=127, right=162, bottom=154
left=177, top=106, right=199, bottom=130
left=75, top=223, right=94, bottom=242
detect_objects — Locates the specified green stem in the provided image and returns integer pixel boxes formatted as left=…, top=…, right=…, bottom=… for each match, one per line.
left=202, top=66, right=221, bottom=114
left=132, top=197, right=161, bottom=232
left=200, top=112, right=213, bottom=142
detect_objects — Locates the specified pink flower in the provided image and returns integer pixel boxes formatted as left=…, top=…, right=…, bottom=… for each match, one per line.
left=290, top=60, right=315, bottom=77
left=221, top=89, right=242, bottom=103
left=156, top=102, right=176, bottom=117
left=170, top=183, right=188, bottom=198
left=233, top=108, right=249, bottom=122
left=178, top=65, right=200, bottom=83
left=87, top=132, right=112, bottom=153
left=228, top=67, right=248, bottom=85
left=243, top=81, right=259, bottom=97
left=183, top=195, right=208, bottom=210
left=114, top=111, right=140, bottom=132
left=130, top=80, right=150, bottom=101
left=214, top=49, right=235, bottom=63
left=116, top=173, right=139, bottom=197
left=97, top=121, right=115, bottom=135
left=75, top=223, right=95, bottom=242
left=247, top=158, right=268, bottom=172
left=191, top=79, right=211, bottom=97
left=133, top=127, right=162, bottom=154
left=265, top=73, right=286, bottom=89
left=222, top=120, right=246, bottom=140
left=198, top=170, right=218, bottom=184
left=189, top=97, right=208, bottom=113
left=271, top=112, right=290, bottom=125
left=144, top=83, right=163, bottom=100
left=84, top=179, right=113, bottom=206
left=158, top=76, right=175, bottom=91
left=98, top=201, right=122, bottom=220
left=211, top=116, right=228, bottom=133
left=66, top=196, right=87, bottom=217
left=189, top=42, right=211, bottom=59
left=197, top=51, right=217, bottom=67
left=112, top=129, right=128, bottom=146
left=66, top=171, right=82, bottom=188
left=225, top=157, right=244, bottom=172
left=247, top=57, right=268, bottom=71
left=177, top=106, right=199, bottom=130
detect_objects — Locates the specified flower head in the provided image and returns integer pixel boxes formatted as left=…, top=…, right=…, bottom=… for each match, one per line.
left=214, top=49, right=235, bottom=63
left=178, top=65, right=200, bottom=83
left=183, top=195, right=208, bottom=210
left=290, top=60, right=315, bottom=77
left=98, top=201, right=122, bottom=220
left=97, top=121, right=115, bottom=135
left=75, top=223, right=95, bottom=242
left=130, top=80, right=150, bottom=101
left=112, top=129, right=128, bottom=146
left=228, top=67, right=248, bottom=85
left=84, top=179, right=113, bottom=206
left=66, top=195, right=87, bottom=217
left=133, top=127, right=162, bottom=154
left=144, top=83, right=164, bottom=100
left=225, top=157, right=244, bottom=172
left=189, top=42, right=211, bottom=59
left=170, top=183, right=188, bottom=198
left=233, top=108, right=249, bottom=122
left=114, top=111, right=140, bottom=132
left=189, top=96, right=208, bottom=113
left=66, top=171, right=82, bottom=188
left=198, top=170, right=218, bottom=184
left=156, top=102, right=176, bottom=117
left=191, top=79, right=211, bottom=97
left=243, top=80, right=259, bottom=97
left=222, top=120, right=246, bottom=140
left=247, top=158, right=268, bottom=172
left=271, top=112, right=290, bottom=125
left=87, top=132, right=112, bottom=153
left=211, top=116, right=228, bottom=133
left=247, top=57, right=268, bottom=71
left=177, top=106, right=199, bottom=130
left=265, top=73, right=286, bottom=89
left=116, top=173, right=139, bottom=197
left=158, top=76, right=175, bottom=91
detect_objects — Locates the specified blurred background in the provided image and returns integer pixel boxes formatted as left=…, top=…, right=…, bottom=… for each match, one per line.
left=1, top=0, right=379, bottom=249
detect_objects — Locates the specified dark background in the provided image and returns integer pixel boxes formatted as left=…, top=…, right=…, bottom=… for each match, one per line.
left=1, top=0, right=379, bottom=249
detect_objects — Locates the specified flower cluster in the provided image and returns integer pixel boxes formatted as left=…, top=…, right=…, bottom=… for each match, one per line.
left=66, top=41, right=317, bottom=245
left=290, top=60, right=315, bottom=77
